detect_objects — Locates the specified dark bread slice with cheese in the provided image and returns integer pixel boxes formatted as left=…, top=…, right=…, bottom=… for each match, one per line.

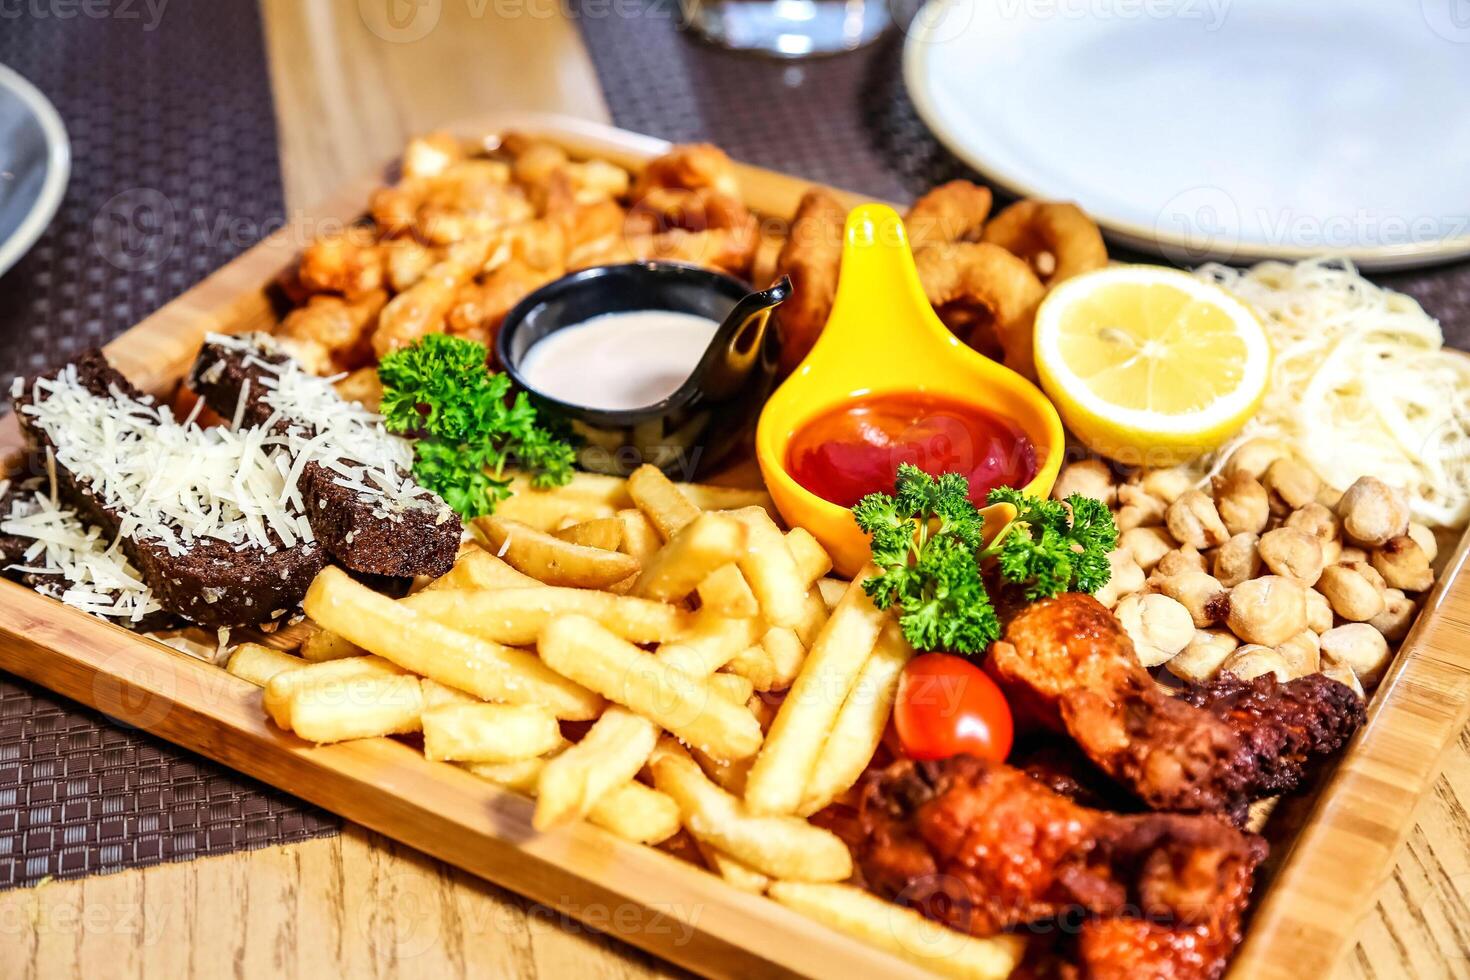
left=12, top=350, right=326, bottom=628
left=0, top=480, right=179, bottom=632
left=189, top=335, right=459, bottom=579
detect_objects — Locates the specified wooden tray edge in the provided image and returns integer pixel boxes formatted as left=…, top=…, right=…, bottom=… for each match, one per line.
left=3, top=109, right=1468, bottom=979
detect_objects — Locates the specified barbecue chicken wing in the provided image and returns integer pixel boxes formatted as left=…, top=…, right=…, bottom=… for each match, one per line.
left=988, top=594, right=1364, bottom=819
left=854, top=757, right=1265, bottom=980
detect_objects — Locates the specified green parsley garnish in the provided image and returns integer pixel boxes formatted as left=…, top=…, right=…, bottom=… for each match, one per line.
left=853, top=463, right=1118, bottom=655
left=378, top=335, right=575, bottom=519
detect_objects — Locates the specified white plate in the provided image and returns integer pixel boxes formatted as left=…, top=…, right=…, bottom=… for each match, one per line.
left=903, top=0, right=1470, bottom=269
left=0, top=63, right=68, bottom=279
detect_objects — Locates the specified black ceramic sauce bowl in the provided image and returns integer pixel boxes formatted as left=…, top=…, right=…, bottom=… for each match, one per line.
left=497, top=262, right=788, bottom=479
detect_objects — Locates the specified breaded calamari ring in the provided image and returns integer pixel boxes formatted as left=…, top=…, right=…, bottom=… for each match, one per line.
left=905, top=180, right=993, bottom=249
left=772, top=189, right=847, bottom=375
left=914, top=242, right=1045, bottom=378
left=981, top=200, right=1107, bottom=287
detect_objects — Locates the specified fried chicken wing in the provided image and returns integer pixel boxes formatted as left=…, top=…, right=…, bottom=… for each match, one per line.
left=1179, top=670, right=1366, bottom=800
left=989, top=594, right=1364, bottom=818
left=854, top=756, right=1265, bottom=980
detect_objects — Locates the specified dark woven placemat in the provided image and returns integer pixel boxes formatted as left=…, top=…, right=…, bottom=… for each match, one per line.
left=0, top=2, right=338, bottom=889
left=573, top=0, right=1470, bottom=345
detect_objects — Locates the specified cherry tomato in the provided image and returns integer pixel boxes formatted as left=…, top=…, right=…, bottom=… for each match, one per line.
left=893, top=653, right=1014, bottom=762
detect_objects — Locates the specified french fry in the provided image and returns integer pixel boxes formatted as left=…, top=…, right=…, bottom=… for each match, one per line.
left=682, top=483, right=776, bottom=516
left=402, top=586, right=692, bottom=646
left=743, top=571, right=887, bottom=814
left=728, top=507, right=806, bottom=628
left=615, top=507, right=662, bottom=563
left=539, top=616, right=763, bottom=761
left=650, top=741, right=851, bottom=882
left=627, top=463, right=702, bottom=540
left=299, top=627, right=367, bottom=663
left=225, top=643, right=306, bottom=686
left=786, top=527, right=832, bottom=584
left=494, top=486, right=618, bottom=530
left=656, top=613, right=764, bottom=676
left=470, top=752, right=680, bottom=844
left=534, top=706, right=657, bottom=830
left=552, top=517, right=622, bottom=552
left=798, top=621, right=913, bottom=816
left=476, top=516, right=640, bottom=589
left=709, top=670, right=755, bottom=705
left=723, top=644, right=779, bottom=691
left=260, top=654, right=408, bottom=729
left=761, top=626, right=807, bottom=690
left=426, top=546, right=540, bottom=591
left=506, top=469, right=775, bottom=522
left=767, top=882, right=1025, bottom=980
left=692, top=744, right=752, bottom=796
left=420, top=678, right=481, bottom=708
left=422, top=702, right=563, bottom=763
left=694, top=838, right=770, bottom=894
left=264, top=670, right=424, bottom=744
left=509, top=470, right=632, bottom=508
left=696, top=563, right=759, bottom=619
left=816, top=577, right=847, bottom=611
left=583, top=780, right=682, bottom=845
left=633, top=512, right=745, bottom=601
left=793, top=587, right=830, bottom=647
left=305, top=567, right=603, bottom=720
left=463, top=756, right=546, bottom=794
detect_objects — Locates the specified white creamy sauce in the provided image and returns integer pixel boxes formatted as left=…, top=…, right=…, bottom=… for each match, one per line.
left=520, top=310, right=720, bottom=411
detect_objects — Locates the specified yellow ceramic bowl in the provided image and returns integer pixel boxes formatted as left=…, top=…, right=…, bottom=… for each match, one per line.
left=755, top=203, right=1065, bottom=578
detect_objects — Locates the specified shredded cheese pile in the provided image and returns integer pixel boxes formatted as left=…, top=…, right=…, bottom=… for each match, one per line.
left=1197, top=258, right=1470, bottom=529
left=204, top=333, right=441, bottom=524
left=19, top=366, right=318, bottom=554
left=15, top=340, right=436, bottom=563
left=2, top=484, right=162, bottom=623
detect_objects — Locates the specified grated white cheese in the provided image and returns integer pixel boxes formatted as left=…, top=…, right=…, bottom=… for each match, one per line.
left=204, top=332, right=440, bottom=520
left=1, top=492, right=161, bottom=623
left=17, top=336, right=444, bottom=564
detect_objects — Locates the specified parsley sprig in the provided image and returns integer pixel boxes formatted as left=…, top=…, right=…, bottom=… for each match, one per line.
left=378, top=335, right=575, bottom=519
left=853, top=464, right=1118, bottom=655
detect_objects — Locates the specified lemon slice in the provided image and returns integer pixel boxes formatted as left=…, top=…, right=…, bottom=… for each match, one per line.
left=1034, top=265, right=1270, bottom=465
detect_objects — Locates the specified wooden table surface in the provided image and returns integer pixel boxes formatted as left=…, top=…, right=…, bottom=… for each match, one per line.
left=2, top=4, right=1468, bottom=978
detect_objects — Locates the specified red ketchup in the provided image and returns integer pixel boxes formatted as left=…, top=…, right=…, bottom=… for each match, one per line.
left=787, top=393, right=1037, bottom=507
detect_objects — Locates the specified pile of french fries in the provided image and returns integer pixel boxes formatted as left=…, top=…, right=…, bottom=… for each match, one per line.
left=225, top=466, right=1023, bottom=979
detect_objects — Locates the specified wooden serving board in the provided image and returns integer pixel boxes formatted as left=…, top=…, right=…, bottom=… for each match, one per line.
left=2, top=112, right=1468, bottom=980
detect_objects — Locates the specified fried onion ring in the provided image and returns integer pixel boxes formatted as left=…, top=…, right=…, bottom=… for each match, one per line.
left=905, top=180, right=993, bottom=249
left=981, top=200, right=1107, bottom=287
left=772, top=189, right=847, bottom=374
left=914, top=242, right=1045, bottom=378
